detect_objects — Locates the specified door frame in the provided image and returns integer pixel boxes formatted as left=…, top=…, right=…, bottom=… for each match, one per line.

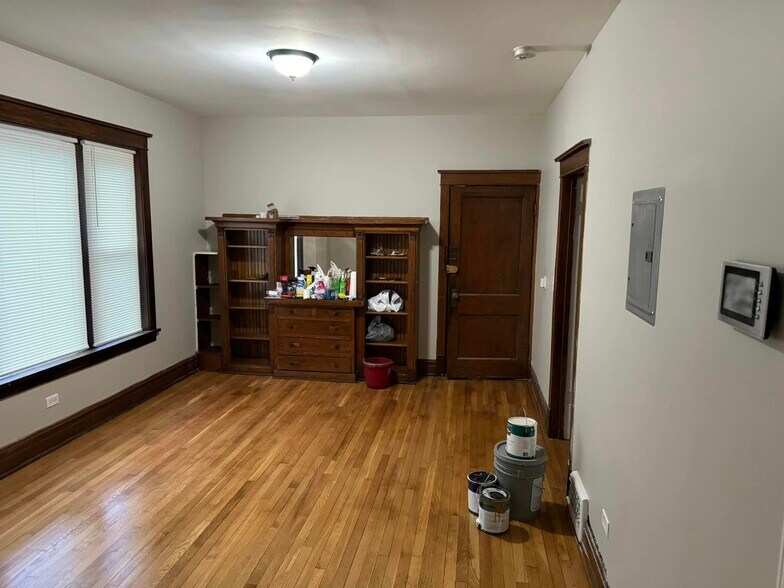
left=436, top=170, right=541, bottom=376
left=548, top=140, right=591, bottom=439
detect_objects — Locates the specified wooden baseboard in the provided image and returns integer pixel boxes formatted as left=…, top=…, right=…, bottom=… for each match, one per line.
left=528, top=365, right=550, bottom=436
left=435, top=355, right=445, bottom=375
left=580, top=519, right=610, bottom=587
left=0, top=354, right=198, bottom=480
left=417, top=359, right=438, bottom=377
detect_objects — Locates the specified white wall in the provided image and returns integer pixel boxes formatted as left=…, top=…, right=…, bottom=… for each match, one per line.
left=533, top=1, right=784, bottom=586
left=0, top=42, right=204, bottom=448
left=203, top=114, right=544, bottom=357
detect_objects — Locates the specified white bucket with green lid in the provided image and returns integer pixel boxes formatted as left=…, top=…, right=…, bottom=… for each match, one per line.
left=506, top=415, right=537, bottom=458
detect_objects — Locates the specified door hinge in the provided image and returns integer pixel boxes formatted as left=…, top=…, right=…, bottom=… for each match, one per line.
left=446, top=264, right=459, bottom=274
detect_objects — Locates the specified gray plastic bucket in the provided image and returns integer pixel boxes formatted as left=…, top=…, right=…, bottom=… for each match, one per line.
left=493, top=441, right=548, bottom=521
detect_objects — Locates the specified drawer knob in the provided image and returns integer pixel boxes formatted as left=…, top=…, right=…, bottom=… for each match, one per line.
left=289, top=342, right=300, bottom=347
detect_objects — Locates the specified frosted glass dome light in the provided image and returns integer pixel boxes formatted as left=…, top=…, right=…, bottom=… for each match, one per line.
left=267, top=49, right=319, bottom=80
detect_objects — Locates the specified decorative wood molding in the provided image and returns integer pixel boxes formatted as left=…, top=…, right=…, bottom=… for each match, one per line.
left=0, top=94, right=151, bottom=150
left=0, top=355, right=198, bottom=480
left=529, top=365, right=550, bottom=436
left=580, top=519, right=611, bottom=588
left=417, top=359, right=438, bottom=377
left=549, top=139, right=591, bottom=439
left=438, top=169, right=541, bottom=186
left=554, top=139, right=591, bottom=163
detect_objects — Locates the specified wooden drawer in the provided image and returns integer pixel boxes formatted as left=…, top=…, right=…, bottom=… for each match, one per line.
left=276, top=354, right=352, bottom=373
left=278, top=336, right=352, bottom=356
left=277, top=318, right=352, bottom=338
left=275, top=306, right=315, bottom=318
left=314, top=307, right=353, bottom=321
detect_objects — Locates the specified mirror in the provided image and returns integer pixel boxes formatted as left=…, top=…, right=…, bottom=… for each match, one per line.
left=292, top=236, right=356, bottom=276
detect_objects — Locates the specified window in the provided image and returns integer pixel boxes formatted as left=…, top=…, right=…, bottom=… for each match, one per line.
left=0, top=95, right=157, bottom=399
left=83, top=142, right=142, bottom=345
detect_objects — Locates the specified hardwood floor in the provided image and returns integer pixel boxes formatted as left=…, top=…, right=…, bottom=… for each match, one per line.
left=0, top=373, right=589, bottom=587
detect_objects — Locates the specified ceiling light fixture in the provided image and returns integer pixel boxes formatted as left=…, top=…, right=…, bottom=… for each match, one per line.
left=266, top=49, right=319, bottom=80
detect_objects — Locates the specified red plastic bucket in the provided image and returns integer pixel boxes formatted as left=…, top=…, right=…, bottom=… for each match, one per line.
left=363, top=357, right=394, bottom=389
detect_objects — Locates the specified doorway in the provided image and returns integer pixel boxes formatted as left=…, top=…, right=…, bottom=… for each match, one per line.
left=548, top=140, right=590, bottom=439
left=436, top=170, right=540, bottom=379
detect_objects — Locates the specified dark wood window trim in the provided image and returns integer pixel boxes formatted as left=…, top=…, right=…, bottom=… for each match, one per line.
left=0, top=94, right=157, bottom=400
left=0, top=330, right=160, bottom=399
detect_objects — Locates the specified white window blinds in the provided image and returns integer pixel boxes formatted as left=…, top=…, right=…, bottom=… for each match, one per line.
left=0, top=124, right=88, bottom=378
left=83, top=142, right=142, bottom=346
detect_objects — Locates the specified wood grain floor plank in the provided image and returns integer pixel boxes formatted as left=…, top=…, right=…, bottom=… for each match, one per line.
left=0, top=373, right=589, bottom=588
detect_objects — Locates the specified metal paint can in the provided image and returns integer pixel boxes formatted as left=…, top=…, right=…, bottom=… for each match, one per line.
left=476, top=487, right=511, bottom=535
left=506, top=416, right=537, bottom=459
left=467, top=471, right=497, bottom=515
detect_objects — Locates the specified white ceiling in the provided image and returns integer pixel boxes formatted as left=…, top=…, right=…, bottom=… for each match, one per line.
left=0, top=0, right=619, bottom=117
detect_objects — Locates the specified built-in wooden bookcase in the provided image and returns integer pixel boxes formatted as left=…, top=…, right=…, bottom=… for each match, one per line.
left=359, top=229, right=420, bottom=383
left=219, top=224, right=278, bottom=373
left=194, top=252, right=221, bottom=371
left=207, top=216, right=425, bottom=381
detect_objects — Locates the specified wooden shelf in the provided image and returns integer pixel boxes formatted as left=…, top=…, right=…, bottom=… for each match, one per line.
left=366, top=255, right=408, bottom=260
left=230, top=305, right=267, bottom=310
left=365, top=340, right=407, bottom=347
left=228, top=358, right=271, bottom=375
left=366, top=279, right=408, bottom=285
left=231, top=334, right=270, bottom=341
left=197, top=314, right=221, bottom=321
left=231, top=357, right=268, bottom=365
left=366, top=311, right=408, bottom=316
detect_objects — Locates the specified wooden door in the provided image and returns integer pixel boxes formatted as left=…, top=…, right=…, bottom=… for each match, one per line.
left=446, top=185, right=536, bottom=378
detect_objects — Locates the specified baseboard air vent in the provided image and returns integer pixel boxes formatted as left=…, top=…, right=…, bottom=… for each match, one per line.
left=567, top=471, right=589, bottom=543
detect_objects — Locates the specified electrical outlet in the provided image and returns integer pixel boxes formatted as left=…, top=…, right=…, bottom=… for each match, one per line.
left=601, top=508, right=610, bottom=538
left=45, top=393, right=59, bottom=408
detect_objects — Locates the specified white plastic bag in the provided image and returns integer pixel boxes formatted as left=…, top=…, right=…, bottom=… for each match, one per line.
left=367, top=289, right=403, bottom=312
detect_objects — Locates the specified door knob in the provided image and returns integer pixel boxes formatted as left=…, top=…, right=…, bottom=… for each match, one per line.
left=450, top=290, right=460, bottom=308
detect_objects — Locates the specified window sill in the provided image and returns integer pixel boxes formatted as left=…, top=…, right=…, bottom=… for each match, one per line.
left=0, top=329, right=160, bottom=401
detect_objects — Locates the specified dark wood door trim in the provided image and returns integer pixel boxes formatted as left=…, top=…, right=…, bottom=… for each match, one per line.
left=438, top=169, right=541, bottom=186
left=548, top=140, right=591, bottom=438
left=436, top=170, right=541, bottom=378
left=554, top=139, right=591, bottom=164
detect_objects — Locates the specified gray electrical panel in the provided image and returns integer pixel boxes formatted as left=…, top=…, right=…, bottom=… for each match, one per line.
left=626, top=187, right=665, bottom=325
